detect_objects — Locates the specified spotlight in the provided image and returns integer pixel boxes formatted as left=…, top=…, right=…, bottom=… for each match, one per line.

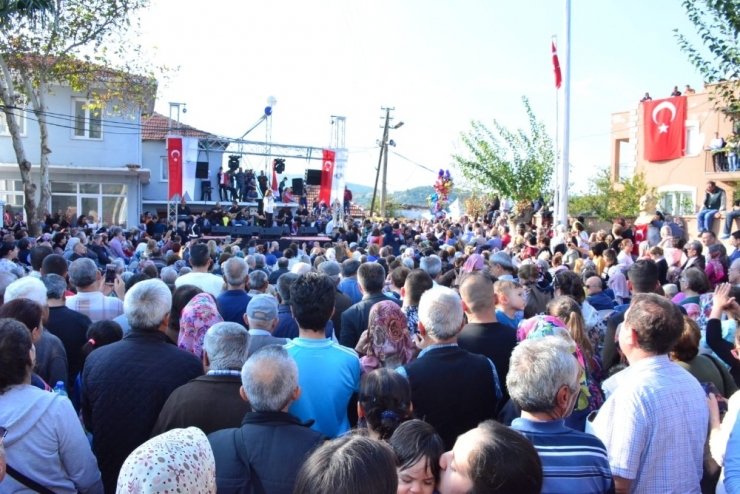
left=228, top=155, right=241, bottom=170
left=273, top=158, right=286, bottom=174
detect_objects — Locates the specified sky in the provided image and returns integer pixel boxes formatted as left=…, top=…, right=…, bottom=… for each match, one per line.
left=136, top=0, right=705, bottom=193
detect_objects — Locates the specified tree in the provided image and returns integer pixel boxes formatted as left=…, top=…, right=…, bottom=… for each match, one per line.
left=0, top=0, right=160, bottom=235
left=675, top=0, right=740, bottom=115
left=452, top=96, right=554, bottom=215
left=568, top=168, right=655, bottom=222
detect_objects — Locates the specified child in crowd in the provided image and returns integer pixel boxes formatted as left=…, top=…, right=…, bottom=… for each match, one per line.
left=494, top=280, right=526, bottom=329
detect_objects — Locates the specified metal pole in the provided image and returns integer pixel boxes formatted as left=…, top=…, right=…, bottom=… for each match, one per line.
left=370, top=109, right=390, bottom=216
left=553, top=35, right=560, bottom=225
left=558, top=0, right=571, bottom=227
left=381, top=141, right=389, bottom=218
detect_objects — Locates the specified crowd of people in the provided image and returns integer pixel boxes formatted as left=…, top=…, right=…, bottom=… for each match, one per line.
left=2, top=201, right=740, bottom=493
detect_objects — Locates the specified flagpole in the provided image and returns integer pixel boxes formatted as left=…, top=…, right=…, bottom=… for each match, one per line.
left=553, top=35, right=560, bottom=226
left=558, top=0, right=571, bottom=227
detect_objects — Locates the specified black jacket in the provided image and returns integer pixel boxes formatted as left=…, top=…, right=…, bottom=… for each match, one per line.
left=268, top=267, right=289, bottom=285
left=151, top=374, right=252, bottom=437
left=82, top=329, right=204, bottom=493
left=340, top=292, right=402, bottom=348
left=208, top=411, right=326, bottom=494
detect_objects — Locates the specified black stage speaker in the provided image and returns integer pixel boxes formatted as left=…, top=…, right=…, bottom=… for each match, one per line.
left=297, top=226, right=319, bottom=236
left=195, top=161, right=209, bottom=179
left=260, top=227, right=285, bottom=240
left=305, top=169, right=322, bottom=185
left=211, top=225, right=233, bottom=235
left=292, top=178, right=304, bottom=196
left=233, top=225, right=259, bottom=237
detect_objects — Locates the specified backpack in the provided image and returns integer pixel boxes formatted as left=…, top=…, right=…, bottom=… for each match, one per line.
left=523, top=282, right=552, bottom=318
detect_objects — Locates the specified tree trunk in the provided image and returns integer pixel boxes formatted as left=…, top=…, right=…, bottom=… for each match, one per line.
left=34, top=88, right=51, bottom=236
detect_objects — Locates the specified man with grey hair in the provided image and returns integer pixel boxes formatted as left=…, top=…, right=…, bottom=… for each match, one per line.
left=43, top=273, right=92, bottom=388
left=245, top=294, right=286, bottom=353
left=0, top=271, right=18, bottom=304
left=160, top=266, right=178, bottom=286
left=420, top=254, right=442, bottom=284
left=340, top=261, right=401, bottom=349
left=5, top=276, right=68, bottom=389
left=490, top=251, right=515, bottom=280
left=248, top=269, right=269, bottom=297
left=397, top=286, right=502, bottom=449
left=268, top=256, right=290, bottom=284
left=152, top=322, right=252, bottom=436
left=729, top=257, right=740, bottom=286
left=318, top=260, right=352, bottom=341
left=253, top=253, right=268, bottom=274
left=65, top=258, right=123, bottom=321
left=217, top=257, right=252, bottom=328
left=208, top=345, right=326, bottom=493
left=245, top=254, right=256, bottom=272
left=81, top=279, right=203, bottom=492
left=508, top=338, right=614, bottom=492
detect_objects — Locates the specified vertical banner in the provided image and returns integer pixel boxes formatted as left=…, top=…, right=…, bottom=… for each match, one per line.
left=330, top=148, right=348, bottom=206
left=180, top=137, right=199, bottom=201
left=167, top=137, right=183, bottom=200
left=319, top=149, right=335, bottom=205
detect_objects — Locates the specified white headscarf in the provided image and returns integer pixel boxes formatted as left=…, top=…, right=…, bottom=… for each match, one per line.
left=116, top=427, right=216, bottom=494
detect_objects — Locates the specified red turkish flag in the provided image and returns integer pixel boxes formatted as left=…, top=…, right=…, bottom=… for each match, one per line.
left=272, top=167, right=279, bottom=194
left=167, top=137, right=183, bottom=200
left=319, top=149, right=335, bottom=206
left=632, top=223, right=649, bottom=255
left=643, top=96, right=686, bottom=162
left=552, top=41, right=562, bottom=89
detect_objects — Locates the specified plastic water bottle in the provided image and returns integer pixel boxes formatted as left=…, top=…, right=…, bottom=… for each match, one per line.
left=53, top=381, right=67, bottom=397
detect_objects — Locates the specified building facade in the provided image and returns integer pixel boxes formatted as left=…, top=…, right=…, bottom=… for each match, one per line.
left=610, top=88, right=737, bottom=227
left=0, top=85, right=151, bottom=228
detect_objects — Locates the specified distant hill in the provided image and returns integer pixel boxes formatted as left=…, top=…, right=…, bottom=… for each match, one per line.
left=347, top=184, right=472, bottom=208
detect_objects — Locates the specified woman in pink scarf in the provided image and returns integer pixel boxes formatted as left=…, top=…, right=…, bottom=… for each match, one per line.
left=178, top=293, right=223, bottom=359
left=355, top=300, right=415, bottom=374
left=463, top=253, right=485, bottom=273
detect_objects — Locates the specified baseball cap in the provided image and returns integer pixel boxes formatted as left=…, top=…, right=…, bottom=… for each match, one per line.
left=318, top=260, right=341, bottom=280
left=246, top=294, right=278, bottom=322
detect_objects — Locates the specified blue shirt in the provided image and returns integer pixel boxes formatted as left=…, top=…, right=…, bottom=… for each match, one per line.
left=216, top=290, right=251, bottom=328
left=337, top=278, right=363, bottom=305
left=511, top=418, right=614, bottom=494
left=285, top=337, right=360, bottom=438
left=496, top=309, right=521, bottom=329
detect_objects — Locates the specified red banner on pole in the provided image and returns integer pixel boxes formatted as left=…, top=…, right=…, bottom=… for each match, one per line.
left=643, top=96, right=686, bottom=162
left=167, top=137, right=183, bottom=200
left=319, top=149, right=335, bottom=205
left=552, top=40, right=562, bottom=89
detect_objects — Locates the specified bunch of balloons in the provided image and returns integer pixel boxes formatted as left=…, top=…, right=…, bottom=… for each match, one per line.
left=427, top=169, right=454, bottom=218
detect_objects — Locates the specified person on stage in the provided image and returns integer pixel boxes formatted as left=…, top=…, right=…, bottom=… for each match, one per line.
left=263, top=189, right=275, bottom=227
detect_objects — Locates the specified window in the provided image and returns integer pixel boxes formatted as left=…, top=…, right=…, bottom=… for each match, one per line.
left=0, top=107, right=27, bottom=136
left=51, top=181, right=127, bottom=227
left=658, top=185, right=696, bottom=216
left=72, top=99, right=102, bottom=139
left=685, top=120, right=702, bottom=156
left=618, top=163, right=635, bottom=180
left=160, top=156, right=168, bottom=182
left=0, top=180, right=24, bottom=209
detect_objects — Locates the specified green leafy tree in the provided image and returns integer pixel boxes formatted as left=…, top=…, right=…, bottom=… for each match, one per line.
left=452, top=96, right=554, bottom=211
left=0, top=0, right=162, bottom=235
left=569, top=168, right=655, bottom=222
left=675, top=0, right=740, bottom=115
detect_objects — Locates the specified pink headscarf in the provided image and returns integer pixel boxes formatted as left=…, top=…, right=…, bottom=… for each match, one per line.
left=463, top=253, right=485, bottom=273
left=178, top=293, right=223, bottom=359
left=359, top=301, right=415, bottom=374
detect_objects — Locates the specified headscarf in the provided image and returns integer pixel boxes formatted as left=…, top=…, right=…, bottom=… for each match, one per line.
left=463, top=253, right=485, bottom=273
left=359, top=301, right=415, bottom=374
left=517, top=315, right=602, bottom=412
left=117, top=427, right=216, bottom=493
left=178, top=293, right=223, bottom=359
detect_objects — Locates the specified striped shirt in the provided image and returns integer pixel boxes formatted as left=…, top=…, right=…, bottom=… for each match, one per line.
left=511, top=418, right=614, bottom=494
left=65, top=291, right=124, bottom=322
left=592, top=355, right=707, bottom=493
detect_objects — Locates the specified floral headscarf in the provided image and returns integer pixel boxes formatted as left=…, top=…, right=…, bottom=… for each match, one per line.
left=359, top=301, right=415, bottom=374
left=463, top=254, right=485, bottom=273
left=117, top=427, right=216, bottom=493
left=178, top=293, right=223, bottom=359
left=517, top=315, right=602, bottom=412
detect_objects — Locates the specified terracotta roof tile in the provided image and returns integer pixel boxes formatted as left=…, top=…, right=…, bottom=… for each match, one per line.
left=142, top=112, right=217, bottom=141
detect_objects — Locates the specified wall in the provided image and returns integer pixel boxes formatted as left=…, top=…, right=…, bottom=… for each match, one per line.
left=0, top=86, right=141, bottom=168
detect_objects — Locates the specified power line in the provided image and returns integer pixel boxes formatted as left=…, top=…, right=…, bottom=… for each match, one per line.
left=389, top=151, right=438, bottom=174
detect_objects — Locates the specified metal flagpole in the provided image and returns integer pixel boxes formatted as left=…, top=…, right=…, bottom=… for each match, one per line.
left=558, top=0, right=571, bottom=226
left=553, top=35, right=560, bottom=225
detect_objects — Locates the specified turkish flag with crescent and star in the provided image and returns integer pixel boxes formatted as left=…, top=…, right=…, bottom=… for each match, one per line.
left=167, top=136, right=183, bottom=200
left=319, top=149, right=335, bottom=205
left=643, top=96, right=686, bottom=162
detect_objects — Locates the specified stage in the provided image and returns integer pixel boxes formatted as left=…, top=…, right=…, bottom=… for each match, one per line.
left=201, top=235, right=328, bottom=251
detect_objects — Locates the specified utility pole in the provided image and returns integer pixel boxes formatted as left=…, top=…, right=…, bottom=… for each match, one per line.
left=371, top=107, right=393, bottom=217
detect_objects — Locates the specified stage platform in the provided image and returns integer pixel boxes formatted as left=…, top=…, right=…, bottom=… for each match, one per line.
left=201, top=235, right=328, bottom=251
